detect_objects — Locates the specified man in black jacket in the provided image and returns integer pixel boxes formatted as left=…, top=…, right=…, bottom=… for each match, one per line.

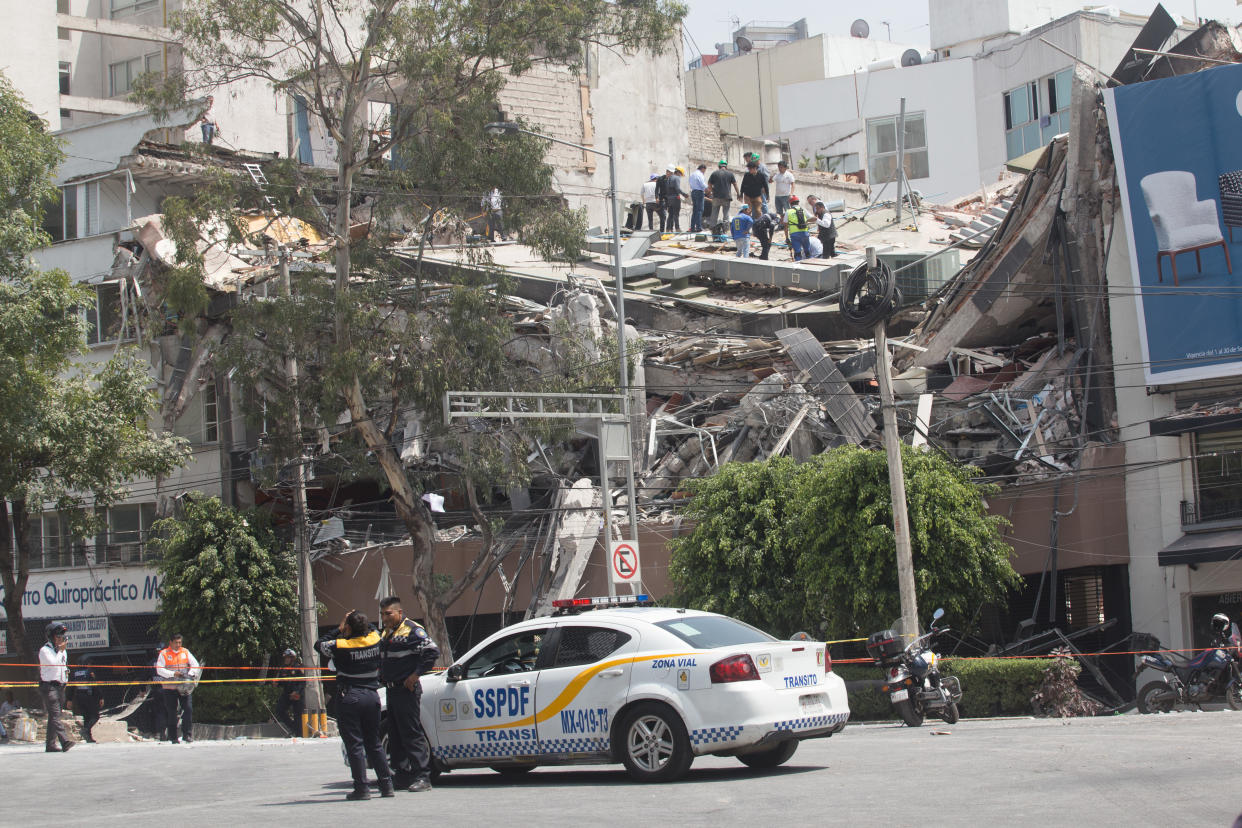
left=318, top=611, right=394, bottom=801
left=751, top=211, right=782, bottom=260
left=740, top=160, right=769, bottom=220
left=379, top=596, right=441, bottom=792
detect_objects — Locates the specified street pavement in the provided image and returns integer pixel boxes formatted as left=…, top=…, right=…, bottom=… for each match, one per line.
left=2, top=711, right=1240, bottom=826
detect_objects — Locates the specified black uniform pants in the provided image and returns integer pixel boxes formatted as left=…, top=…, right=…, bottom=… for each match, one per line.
left=40, top=681, right=70, bottom=749
left=754, top=225, right=774, bottom=260
left=275, top=692, right=304, bottom=736
left=386, top=681, right=432, bottom=779
left=162, top=689, right=193, bottom=741
left=665, top=197, right=682, bottom=231
left=338, top=685, right=391, bottom=787
left=78, top=694, right=100, bottom=738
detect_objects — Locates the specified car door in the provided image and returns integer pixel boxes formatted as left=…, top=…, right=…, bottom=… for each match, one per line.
left=430, top=626, right=550, bottom=765
left=535, top=621, right=642, bottom=758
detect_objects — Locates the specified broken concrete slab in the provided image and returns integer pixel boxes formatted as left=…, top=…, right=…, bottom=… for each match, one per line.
left=776, top=328, right=875, bottom=445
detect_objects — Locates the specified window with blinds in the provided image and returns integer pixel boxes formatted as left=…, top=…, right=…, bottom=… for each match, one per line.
left=1194, top=429, right=1242, bottom=522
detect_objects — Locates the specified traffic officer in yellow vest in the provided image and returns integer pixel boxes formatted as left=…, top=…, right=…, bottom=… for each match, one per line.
left=155, top=634, right=200, bottom=744
left=318, top=610, right=394, bottom=800
left=379, top=595, right=440, bottom=792
left=785, top=195, right=812, bottom=261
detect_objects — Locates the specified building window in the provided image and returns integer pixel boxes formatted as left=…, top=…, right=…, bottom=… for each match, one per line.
left=86, top=282, right=124, bottom=346
left=59, top=62, right=72, bottom=120
left=1063, top=572, right=1104, bottom=630
left=1004, top=68, right=1072, bottom=160
left=1192, top=429, right=1242, bottom=523
left=95, top=503, right=157, bottom=564
left=29, top=511, right=89, bottom=570
left=866, top=112, right=929, bottom=184
left=816, top=152, right=861, bottom=174
left=203, top=381, right=219, bottom=443
left=43, top=185, right=77, bottom=242
left=110, top=0, right=158, bottom=17
left=109, top=52, right=160, bottom=97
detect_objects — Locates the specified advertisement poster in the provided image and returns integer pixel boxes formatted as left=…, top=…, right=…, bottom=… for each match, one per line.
left=0, top=567, right=162, bottom=620
left=1105, top=63, right=1242, bottom=385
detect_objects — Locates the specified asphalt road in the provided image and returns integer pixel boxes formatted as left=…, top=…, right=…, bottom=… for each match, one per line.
left=3, top=712, right=1240, bottom=827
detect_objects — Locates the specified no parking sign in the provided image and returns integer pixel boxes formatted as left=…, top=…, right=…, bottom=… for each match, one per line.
left=609, top=540, right=641, bottom=585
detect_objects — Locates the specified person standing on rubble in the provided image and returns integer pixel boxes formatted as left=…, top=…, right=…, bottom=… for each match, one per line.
left=689, top=163, right=708, bottom=232
left=740, top=160, right=768, bottom=221
left=481, top=187, right=506, bottom=242
left=706, top=160, right=738, bottom=231
left=786, top=195, right=811, bottom=261
left=663, top=165, right=687, bottom=232
left=641, top=174, right=661, bottom=232
left=751, top=210, right=781, bottom=260
left=814, top=200, right=838, bottom=258
left=39, top=623, right=74, bottom=753
left=773, top=160, right=795, bottom=215
left=730, top=204, right=754, bottom=258
left=194, top=96, right=218, bottom=146
left=155, top=634, right=200, bottom=744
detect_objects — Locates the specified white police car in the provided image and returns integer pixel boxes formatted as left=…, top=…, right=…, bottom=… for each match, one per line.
left=417, top=595, right=849, bottom=782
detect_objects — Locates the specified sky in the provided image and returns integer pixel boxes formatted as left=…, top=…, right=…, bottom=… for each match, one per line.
left=679, top=1, right=1242, bottom=58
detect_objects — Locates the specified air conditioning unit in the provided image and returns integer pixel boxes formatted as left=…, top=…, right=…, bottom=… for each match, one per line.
left=877, top=249, right=962, bottom=302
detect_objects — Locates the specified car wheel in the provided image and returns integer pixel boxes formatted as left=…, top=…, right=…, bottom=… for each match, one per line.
left=619, top=702, right=693, bottom=783
left=490, top=764, right=536, bottom=777
left=1137, top=680, right=1176, bottom=714
left=737, top=740, right=797, bottom=770
left=895, top=697, right=924, bottom=727
left=941, top=701, right=960, bottom=724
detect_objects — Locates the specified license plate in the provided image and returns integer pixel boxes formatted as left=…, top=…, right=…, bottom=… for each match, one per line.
left=890, top=689, right=909, bottom=702
left=800, top=694, right=825, bottom=715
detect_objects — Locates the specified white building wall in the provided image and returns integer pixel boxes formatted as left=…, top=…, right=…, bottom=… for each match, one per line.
left=929, top=0, right=1085, bottom=53
left=3, top=0, right=60, bottom=129
left=685, top=35, right=917, bottom=138
left=779, top=58, right=979, bottom=201
left=971, top=13, right=1149, bottom=187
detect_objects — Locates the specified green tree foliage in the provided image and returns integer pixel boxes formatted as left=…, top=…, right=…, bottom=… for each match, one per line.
left=137, top=0, right=683, bottom=660
left=152, top=497, right=298, bottom=666
left=670, top=447, right=1018, bottom=640
left=0, top=74, right=188, bottom=662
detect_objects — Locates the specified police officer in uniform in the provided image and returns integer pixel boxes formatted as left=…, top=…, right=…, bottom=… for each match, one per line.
left=273, top=648, right=304, bottom=737
left=379, top=595, right=440, bottom=792
left=318, top=610, right=394, bottom=800
left=69, top=655, right=100, bottom=743
left=39, top=622, right=73, bottom=753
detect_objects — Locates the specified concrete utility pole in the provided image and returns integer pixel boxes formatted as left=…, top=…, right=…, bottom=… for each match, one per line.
left=895, top=98, right=906, bottom=227
left=869, top=246, right=919, bottom=640
left=280, top=247, right=325, bottom=726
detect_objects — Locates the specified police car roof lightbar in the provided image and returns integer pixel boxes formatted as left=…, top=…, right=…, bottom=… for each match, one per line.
left=551, top=594, right=653, bottom=615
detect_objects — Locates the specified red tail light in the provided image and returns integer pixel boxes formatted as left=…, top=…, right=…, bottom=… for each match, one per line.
left=823, top=648, right=833, bottom=673
left=709, top=654, right=760, bottom=683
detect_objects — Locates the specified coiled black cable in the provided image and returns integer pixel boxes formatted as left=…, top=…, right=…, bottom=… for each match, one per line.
left=841, top=260, right=902, bottom=332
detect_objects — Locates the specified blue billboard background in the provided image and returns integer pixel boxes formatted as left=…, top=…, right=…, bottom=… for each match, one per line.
left=1106, top=63, right=1242, bottom=384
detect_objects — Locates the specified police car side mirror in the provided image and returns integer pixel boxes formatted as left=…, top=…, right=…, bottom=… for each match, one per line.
left=446, top=664, right=466, bottom=682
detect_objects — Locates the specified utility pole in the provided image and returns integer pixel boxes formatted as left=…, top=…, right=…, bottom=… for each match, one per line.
left=895, top=98, right=906, bottom=227
left=869, top=246, right=919, bottom=640
left=280, top=246, right=325, bottom=730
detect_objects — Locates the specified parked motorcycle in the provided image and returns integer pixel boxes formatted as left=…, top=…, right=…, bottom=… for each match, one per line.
left=867, top=608, right=963, bottom=727
left=1136, top=613, right=1242, bottom=713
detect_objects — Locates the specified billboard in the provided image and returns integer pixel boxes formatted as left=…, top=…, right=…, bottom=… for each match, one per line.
left=1105, top=63, right=1242, bottom=385
left=0, top=567, right=162, bottom=620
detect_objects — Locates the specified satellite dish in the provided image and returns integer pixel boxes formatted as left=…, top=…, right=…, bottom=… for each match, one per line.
left=735, top=35, right=754, bottom=53
left=850, top=18, right=870, bottom=38
left=900, top=49, right=923, bottom=67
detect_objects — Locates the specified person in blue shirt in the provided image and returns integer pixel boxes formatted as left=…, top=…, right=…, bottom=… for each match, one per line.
left=730, top=204, right=754, bottom=258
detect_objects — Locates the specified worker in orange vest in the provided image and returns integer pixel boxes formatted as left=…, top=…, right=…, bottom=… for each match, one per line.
left=155, top=634, right=201, bottom=744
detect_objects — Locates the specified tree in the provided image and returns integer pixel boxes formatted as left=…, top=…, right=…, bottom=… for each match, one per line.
left=151, top=496, right=298, bottom=665
left=669, top=447, right=1018, bottom=640
left=0, top=74, right=189, bottom=662
left=140, top=0, right=684, bottom=661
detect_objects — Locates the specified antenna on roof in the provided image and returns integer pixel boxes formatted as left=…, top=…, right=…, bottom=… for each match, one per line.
left=735, top=35, right=754, bottom=53
left=900, top=49, right=923, bottom=67
left=850, top=18, right=870, bottom=39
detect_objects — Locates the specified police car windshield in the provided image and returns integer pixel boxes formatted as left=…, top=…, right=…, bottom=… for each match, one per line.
left=654, top=616, right=777, bottom=648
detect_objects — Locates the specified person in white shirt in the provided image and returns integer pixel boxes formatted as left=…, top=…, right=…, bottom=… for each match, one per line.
left=641, top=174, right=661, bottom=232
left=688, top=163, right=708, bottom=231
left=773, top=161, right=796, bottom=214
left=39, top=623, right=73, bottom=752
left=480, top=188, right=506, bottom=242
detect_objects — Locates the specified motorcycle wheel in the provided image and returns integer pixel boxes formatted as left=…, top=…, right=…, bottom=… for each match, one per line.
left=1226, top=671, right=1242, bottom=711
left=941, top=701, right=960, bottom=724
left=895, top=698, right=924, bottom=727
left=1137, top=680, right=1177, bottom=714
